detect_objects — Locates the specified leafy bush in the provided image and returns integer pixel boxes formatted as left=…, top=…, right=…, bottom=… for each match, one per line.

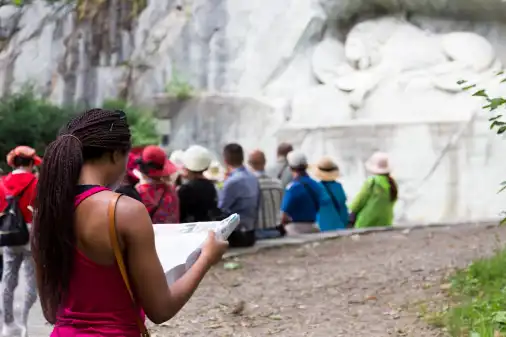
left=0, top=90, right=159, bottom=169
left=0, top=89, right=75, bottom=170
left=102, top=99, right=160, bottom=146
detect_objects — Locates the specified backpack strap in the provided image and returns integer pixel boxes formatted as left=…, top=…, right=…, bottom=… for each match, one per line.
left=277, top=163, right=288, bottom=180
left=12, top=177, right=36, bottom=200
left=149, top=185, right=168, bottom=219
left=108, top=193, right=150, bottom=337
left=298, top=180, right=320, bottom=212
left=321, top=182, right=342, bottom=218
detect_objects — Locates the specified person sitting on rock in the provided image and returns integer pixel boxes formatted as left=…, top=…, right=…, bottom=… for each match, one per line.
left=280, top=151, right=328, bottom=235
left=267, top=142, right=294, bottom=189
left=219, top=143, right=260, bottom=247
left=178, top=145, right=222, bottom=223
left=310, top=156, right=349, bottom=231
left=134, top=145, right=180, bottom=224
left=248, top=149, right=285, bottom=239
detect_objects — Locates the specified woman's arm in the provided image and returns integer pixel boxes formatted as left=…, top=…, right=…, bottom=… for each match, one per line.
left=349, top=178, right=374, bottom=215
left=116, top=197, right=227, bottom=324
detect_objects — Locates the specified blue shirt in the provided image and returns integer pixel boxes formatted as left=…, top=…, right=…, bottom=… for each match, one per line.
left=218, top=166, right=260, bottom=231
left=316, top=181, right=349, bottom=231
left=281, top=174, right=328, bottom=223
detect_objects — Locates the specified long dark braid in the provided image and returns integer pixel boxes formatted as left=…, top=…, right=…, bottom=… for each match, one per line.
left=386, top=174, right=398, bottom=202
left=32, top=109, right=131, bottom=323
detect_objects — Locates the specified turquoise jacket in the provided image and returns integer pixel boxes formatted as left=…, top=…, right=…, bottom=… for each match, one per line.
left=316, top=181, right=349, bottom=231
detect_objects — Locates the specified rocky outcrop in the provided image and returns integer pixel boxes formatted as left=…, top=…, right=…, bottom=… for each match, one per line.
left=1, top=0, right=506, bottom=106
left=2, top=0, right=506, bottom=223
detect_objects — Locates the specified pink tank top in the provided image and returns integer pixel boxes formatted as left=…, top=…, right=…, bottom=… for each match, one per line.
left=51, top=186, right=145, bottom=337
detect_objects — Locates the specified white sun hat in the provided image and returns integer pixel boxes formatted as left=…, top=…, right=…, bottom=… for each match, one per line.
left=365, top=151, right=391, bottom=175
left=183, top=145, right=212, bottom=172
left=169, top=149, right=185, bottom=168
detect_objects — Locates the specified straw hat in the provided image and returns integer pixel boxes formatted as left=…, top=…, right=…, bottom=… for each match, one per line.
left=7, top=146, right=42, bottom=167
left=311, top=156, right=340, bottom=181
left=365, top=151, right=391, bottom=175
left=183, top=145, right=212, bottom=172
left=204, top=160, right=225, bottom=181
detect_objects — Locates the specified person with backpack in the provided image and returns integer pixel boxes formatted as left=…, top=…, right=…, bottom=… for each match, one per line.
left=134, top=145, right=180, bottom=224
left=280, top=151, right=329, bottom=235
left=310, top=156, right=349, bottom=231
left=0, top=146, right=41, bottom=337
left=266, top=142, right=294, bottom=189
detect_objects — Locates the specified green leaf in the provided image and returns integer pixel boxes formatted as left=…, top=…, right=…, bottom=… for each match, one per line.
left=472, top=90, right=488, bottom=97
left=493, top=311, right=506, bottom=323
left=497, top=126, right=506, bottom=134
left=489, top=115, right=503, bottom=122
left=462, top=84, right=477, bottom=91
left=488, top=98, right=506, bottom=110
left=457, top=80, right=467, bottom=85
left=12, top=0, right=23, bottom=6
left=499, top=181, right=506, bottom=193
left=497, top=71, right=505, bottom=76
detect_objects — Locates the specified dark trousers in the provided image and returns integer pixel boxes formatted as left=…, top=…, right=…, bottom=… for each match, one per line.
left=228, top=230, right=256, bottom=248
left=255, top=225, right=286, bottom=240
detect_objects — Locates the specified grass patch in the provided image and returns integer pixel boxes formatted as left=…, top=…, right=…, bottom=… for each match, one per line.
left=443, top=248, right=506, bottom=337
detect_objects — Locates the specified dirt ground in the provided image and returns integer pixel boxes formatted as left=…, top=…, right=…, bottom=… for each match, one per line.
left=150, top=224, right=506, bottom=337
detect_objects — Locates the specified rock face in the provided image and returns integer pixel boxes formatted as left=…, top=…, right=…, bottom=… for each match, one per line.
left=2, top=0, right=506, bottom=223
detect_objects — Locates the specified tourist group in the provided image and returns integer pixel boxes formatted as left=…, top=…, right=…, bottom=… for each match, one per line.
left=0, top=108, right=398, bottom=337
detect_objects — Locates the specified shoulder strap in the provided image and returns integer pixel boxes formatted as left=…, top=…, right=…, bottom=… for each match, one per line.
left=277, top=163, right=288, bottom=180
left=108, top=193, right=150, bottom=337
left=14, top=177, right=36, bottom=200
left=299, top=180, right=320, bottom=211
left=149, top=185, right=168, bottom=219
left=321, top=182, right=342, bottom=217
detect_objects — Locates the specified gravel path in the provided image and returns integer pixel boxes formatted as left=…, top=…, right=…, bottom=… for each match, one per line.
left=152, top=224, right=506, bottom=337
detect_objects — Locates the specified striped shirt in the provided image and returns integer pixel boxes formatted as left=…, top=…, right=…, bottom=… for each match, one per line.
left=254, top=171, right=284, bottom=230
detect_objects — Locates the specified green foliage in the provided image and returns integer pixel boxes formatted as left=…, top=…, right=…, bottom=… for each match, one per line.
left=102, top=99, right=159, bottom=147
left=460, top=75, right=506, bottom=204
left=443, top=248, right=506, bottom=337
left=165, top=70, right=194, bottom=100
left=0, top=90, right=159, bottom=169
left=0, top=89, right=75, bottom=170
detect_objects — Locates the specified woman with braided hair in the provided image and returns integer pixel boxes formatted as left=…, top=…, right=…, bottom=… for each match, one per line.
left=33, top=109, right=228, bottom=337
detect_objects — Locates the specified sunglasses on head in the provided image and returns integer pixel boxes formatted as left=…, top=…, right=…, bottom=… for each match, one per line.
left=110, top=110, right=127, bottom=131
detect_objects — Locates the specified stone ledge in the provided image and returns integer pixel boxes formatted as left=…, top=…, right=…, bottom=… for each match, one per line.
left=223, top=219, right=500, bottom=259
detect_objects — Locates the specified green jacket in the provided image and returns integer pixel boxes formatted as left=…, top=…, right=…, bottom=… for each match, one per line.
left=349, top=175, right=396, bottom=228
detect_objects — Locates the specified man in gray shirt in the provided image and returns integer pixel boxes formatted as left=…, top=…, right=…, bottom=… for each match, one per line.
left=267, top=142, right=293, bottom=189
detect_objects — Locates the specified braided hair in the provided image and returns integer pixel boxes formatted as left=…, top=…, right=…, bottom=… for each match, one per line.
left=33, top=109, right=131, bottom=323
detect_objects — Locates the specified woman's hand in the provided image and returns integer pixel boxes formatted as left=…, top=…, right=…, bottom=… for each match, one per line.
left=201, top=231, right=229, bottom=266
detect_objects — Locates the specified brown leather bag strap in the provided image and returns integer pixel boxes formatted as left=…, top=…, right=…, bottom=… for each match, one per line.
left=108, top=193, right=150, bottom=337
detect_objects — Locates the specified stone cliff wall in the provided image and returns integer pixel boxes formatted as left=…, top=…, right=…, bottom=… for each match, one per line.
left=1, top=0, right=506, bottom=223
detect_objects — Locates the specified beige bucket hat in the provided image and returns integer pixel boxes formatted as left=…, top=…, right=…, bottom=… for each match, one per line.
left=310, top=156, right=340, bottom=181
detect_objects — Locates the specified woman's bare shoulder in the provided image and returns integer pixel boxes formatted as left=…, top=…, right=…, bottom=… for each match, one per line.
left=115, top=193, right=153, bottom=236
